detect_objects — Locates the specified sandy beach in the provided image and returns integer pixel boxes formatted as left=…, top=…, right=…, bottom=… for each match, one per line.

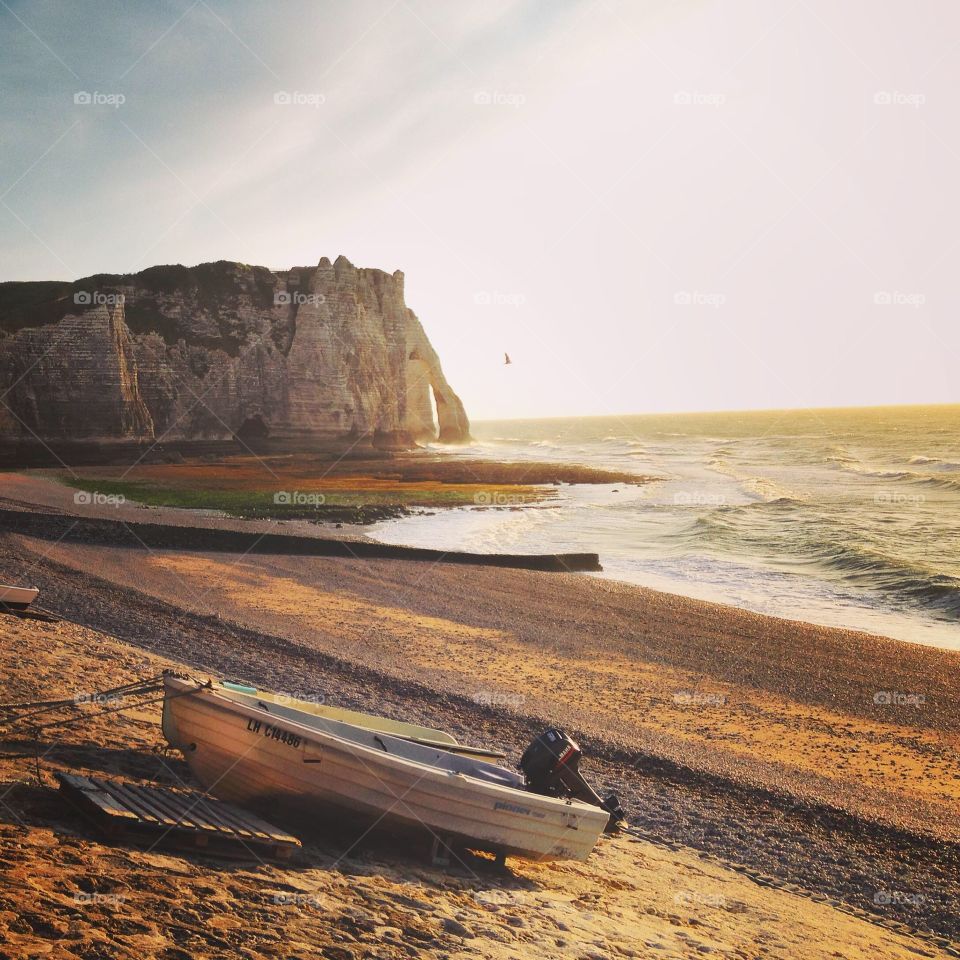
left=2, top=615, right=956, bottom=960
left=0, top=470, right=958, bottom=958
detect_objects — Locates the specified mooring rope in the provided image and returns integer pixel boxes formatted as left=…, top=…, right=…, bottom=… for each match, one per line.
left=27, top=688, right=167, bottom=732
left=0, top=676, right=204, bottom=776
left=0, top=674, right=214, bottom=742
left=0, top=675, right=165, bottom=719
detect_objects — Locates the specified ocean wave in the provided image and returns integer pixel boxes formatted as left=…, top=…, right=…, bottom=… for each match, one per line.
left=913, top=474, right=960, bottom=492
left=686, top=502, right=960, bottom=619
left=825, top=445, right=857, bottom=465
left=739, top=477, right=806, bottom=502
left=797, top=543, right=960, bottom=619
left=703, top=458, right=806, bottom=503
left=841, top=462, right=919, bottom=481
left=838, top=460, right=960, bottom=491
left=856, top=467, right=913, bottom=480
left=908, top=455, right=960, bottom=471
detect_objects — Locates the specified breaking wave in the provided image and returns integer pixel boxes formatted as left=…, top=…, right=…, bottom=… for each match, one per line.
left=908, top=455, right=960, bottom=471
left=797, top=543, right=960, bottom=619
left=836, top=460, right=960, bottom=491
left=688, top=501, right=960, bottom=619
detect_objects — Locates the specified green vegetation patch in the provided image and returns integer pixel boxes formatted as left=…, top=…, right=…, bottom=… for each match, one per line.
left=57, top=476, right=549, bottom=521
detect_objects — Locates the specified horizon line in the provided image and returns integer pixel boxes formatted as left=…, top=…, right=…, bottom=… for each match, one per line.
left=470, top=401, right=960, bottom=424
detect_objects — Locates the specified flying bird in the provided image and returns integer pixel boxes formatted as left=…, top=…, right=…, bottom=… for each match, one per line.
left=504, top=352, right=512, bottom=365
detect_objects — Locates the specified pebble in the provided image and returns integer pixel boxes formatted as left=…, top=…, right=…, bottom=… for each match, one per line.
left=441, top=918, right=474, bottom=938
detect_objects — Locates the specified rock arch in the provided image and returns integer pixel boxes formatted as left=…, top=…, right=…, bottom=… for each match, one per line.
left=403, top=319, right=470, bottom=443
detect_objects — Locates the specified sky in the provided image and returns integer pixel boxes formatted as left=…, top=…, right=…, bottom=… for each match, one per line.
left=1, top=0, right=957, bottom=421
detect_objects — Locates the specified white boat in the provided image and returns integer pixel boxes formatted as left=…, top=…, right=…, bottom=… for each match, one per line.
left=215, top=680, right=507, bottom=760
left=161, top=673, right=610, bottom=862
left=0, top=583, right=39, bottom=610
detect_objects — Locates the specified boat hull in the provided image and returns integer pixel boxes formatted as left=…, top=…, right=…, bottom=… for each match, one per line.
left=162, top=677, right=608, bottom=861
left=0, top=585, right=39, bottom=610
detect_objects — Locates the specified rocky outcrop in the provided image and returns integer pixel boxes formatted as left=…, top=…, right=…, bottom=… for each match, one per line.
left=0, top=257, right=470, bottom=449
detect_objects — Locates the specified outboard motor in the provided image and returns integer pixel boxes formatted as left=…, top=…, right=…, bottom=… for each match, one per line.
left=520, top=729, right=625, bottom=831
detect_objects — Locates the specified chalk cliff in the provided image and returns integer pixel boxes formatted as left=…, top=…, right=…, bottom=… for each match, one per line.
left=0, top=257, right=470, bottom=450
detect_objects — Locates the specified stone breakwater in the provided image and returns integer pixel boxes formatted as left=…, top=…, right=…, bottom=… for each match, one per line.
left=0, top=509, right=602, bottom=572
left=0, top=256, right=469, bottom=450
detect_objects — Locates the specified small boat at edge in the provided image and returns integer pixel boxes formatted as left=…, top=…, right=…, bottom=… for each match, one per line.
left=0, top=583, right=39, bottom=611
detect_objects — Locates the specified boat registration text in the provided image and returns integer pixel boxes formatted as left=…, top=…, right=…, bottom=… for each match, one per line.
left=246, top=718, right=303, bottom=749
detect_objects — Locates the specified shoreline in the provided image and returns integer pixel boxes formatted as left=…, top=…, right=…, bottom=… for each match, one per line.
left=5, top=465, right=956, bottom=649
left=365, top=489, right=960, bottom=652
left=362, top=476, right=960, bottom=652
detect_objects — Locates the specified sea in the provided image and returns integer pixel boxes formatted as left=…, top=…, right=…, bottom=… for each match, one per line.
left=368, top=405, right=960, bottom=650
